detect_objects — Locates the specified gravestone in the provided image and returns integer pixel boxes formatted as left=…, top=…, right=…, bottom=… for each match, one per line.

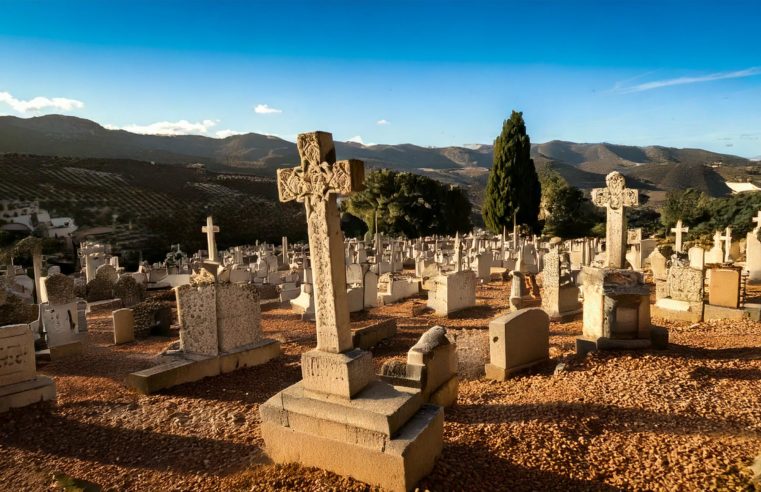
left=113, top=275, right=145, bottom=308
left=42, top=274, right=83, bottom=358
left=541, top=250, right=581, bottom=321
left=706, top=231, right=725, bottom=264
left=113, top=308, right=135, bottom=344
left=485, top=308, right=549, bottom=379
left=202, top=216, right=220, bottom=262
left=260, top=131, right=443, bottom=491
left=426, top=269, right=476, bottom=316
left=689, top=246, right=705, bottom=270
left=653, top=263, right=704, bottom=322
left=746, top=211, right=761, bottom=283
left=648, top=248, right=669, bottom=281
left=0, top=324, right=56, bottom=413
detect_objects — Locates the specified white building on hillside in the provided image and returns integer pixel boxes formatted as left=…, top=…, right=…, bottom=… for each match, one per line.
left=0, top=200, right=78, bottom=238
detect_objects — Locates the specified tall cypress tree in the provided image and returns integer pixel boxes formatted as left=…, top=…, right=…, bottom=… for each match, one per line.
left=482, top=110, right=541, bottom=233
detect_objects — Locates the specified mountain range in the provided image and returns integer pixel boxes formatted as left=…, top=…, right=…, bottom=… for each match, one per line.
left=1, top=114, right=759, bottom=204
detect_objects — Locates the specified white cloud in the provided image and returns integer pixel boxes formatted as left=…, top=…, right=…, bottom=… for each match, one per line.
left=347, top=135, right=365, bottom=144
left=615, top=67, right=761, bottom=93
left=254, top=103, right=282, bottom=114
left=0, top=91, right=84, bottom=113
left=376, top=119, right=390, bottom=125
left=215, top=129, right=243, bottom=138
left=106, top=119, right=219, bottom=136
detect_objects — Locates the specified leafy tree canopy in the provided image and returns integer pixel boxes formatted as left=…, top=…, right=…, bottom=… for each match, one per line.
left=348, top=169, right=472, bottom=238
left=540, top=170, right=602, bottom=238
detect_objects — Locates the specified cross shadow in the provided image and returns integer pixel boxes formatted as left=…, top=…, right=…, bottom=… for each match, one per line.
left=2, top=411, right=262, bottom=475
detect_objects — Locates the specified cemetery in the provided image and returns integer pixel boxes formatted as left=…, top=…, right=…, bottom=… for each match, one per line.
left=1, top=127, right=760, bottom=491
left=1, top=4, right=761, bottom=489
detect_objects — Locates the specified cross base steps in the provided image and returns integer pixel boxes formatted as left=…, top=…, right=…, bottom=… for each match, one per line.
left=260, top=380, right=443, bottom=492
left=575, top=327, right=669, bottom=357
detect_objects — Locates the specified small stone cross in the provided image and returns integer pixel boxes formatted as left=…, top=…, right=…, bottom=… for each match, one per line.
left=719, top=227, right=732, bottom=263
left=277, top=131, right=364, bottom=353
left=670, top=219, right=689, bottom=253
left=591, top=171, right=638, bottom=268
left=201, top=216, right=220, bottom=262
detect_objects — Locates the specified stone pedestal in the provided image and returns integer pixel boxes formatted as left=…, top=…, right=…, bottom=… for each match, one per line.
left=542, top=285, right=582, bottom=321
left=577, top=267, right=665, bottom=353
left=426, top=270, right=476, bottom=316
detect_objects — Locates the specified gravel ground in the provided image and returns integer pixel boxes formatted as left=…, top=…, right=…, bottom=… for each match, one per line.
left=1, top=278, right=760, bottom=491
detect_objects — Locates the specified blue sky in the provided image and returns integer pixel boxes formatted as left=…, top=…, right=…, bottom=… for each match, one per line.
left=1, top=0, right=760, bottom=156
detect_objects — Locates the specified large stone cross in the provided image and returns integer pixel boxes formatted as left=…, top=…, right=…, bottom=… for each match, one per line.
left=591, top=171, right=638, bottom=268
left=277, top=131, right=364, bottom=353
left=670, top=219, right=689, bottom=253
left=201, top=216, right=220, bottom=262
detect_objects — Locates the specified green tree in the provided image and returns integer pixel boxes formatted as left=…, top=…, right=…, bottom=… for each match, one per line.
left=482, top=111, right=541, bottom=234
left=659, top=188, right=710, bottom=231
left=348, top=170, right=472, bottom=238
left=540, top=171, right=601, bottom=238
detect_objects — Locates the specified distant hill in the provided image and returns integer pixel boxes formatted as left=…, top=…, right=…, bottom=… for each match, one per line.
left=1, top=115, right=759, bottom=205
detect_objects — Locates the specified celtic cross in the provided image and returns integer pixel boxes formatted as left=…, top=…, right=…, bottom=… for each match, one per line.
left=277, top=131, right=364, bottom=353
left=591, top=172, right=638, bottom=268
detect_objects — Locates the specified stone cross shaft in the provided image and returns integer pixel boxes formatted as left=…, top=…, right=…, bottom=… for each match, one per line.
left=201, top=216, right=220, bottom=262
left=591, top=171, right=638, bottom=269
left=670, top=219, right=689, bottom=253
left=753, top=211, right=761, bottom=233
left=277, top=131, right=364, bottom=353
left=720, top=227, right=732, bottom=263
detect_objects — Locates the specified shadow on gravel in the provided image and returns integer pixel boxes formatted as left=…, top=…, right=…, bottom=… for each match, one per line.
left=5, top=413, right=259, bottom=475
left=660, top=343, right=761, bottom=360
left=446, top=401, right=751, bottom=435
left=418, top=441, right=624, bottom=492
left=689, top=366, right=761, bottom=380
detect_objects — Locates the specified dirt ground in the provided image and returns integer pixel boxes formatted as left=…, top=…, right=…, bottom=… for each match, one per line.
left=1, top=278, right=760, bottom=491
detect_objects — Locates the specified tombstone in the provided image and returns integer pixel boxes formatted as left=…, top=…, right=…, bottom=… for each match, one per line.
left=652, top=263, right=704, bottom=322
left=708, top=267, right=742, bottom=309
left=706, top=231, right=725, bottom=264
left=41, top=274, right=83, bottom=358
left=579, top=172, right=666, bottom=355
left=0, top=324, right=56, bottom=413
left=426, top=269, right=477, bottom=316
left=260, top=131, right=443, bottom=491
left=485, top=308, right=549, bottom=380
left=689, top=246, right=705, bottom=270
left=746, top=211, right=761, bottom=283
left=508, top=270, right=529, bottom=311
left=113, top=276, right=145, bottom=308
left=127, top=273, right=278, bottom=394
left=541, top=250, right=581, bottom=321
left=647, top=248, right=669, bottom=281
left=113, top=308, right=135, bottom=344
left=86, top=264, right=118, bottom=302
left=379, top=325, right=458, bottom=407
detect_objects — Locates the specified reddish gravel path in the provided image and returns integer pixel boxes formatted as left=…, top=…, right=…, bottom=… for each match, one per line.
left=1, top=280, right=759, bottom=491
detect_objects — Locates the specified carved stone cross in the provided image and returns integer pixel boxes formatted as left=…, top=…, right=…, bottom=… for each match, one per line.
left=201, top=216, right=220, bottom=262
left=670, top=219, right=689, bottom=253
left=753, top=211, right=761, bottom=233
left=719, top=227, right=732, bottom=263
left=591, top=171, right=638, bottom=269
left=277, top=131, right=364, bottom=353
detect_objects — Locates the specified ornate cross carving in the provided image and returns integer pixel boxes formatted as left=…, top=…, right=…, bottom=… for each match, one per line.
left=591, top=172, right=638, bottom=268
left=201, top=216, right=220, bottom=262
left=277, top=131, right=364, bottom=353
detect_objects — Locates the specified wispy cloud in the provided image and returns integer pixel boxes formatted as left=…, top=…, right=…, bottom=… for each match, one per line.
left=215, top=129, right=243, bottom=138
left=614, top=67, right=761, bottom=93
left=105, top=119, right=218, bottom=136
left=347, top=135, right=365, bottom=144
left=254, top=103, right=282, bottom=114
left=0, top=90, right=84, bottom=113
left=376, top=119, right=390, bottom=125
